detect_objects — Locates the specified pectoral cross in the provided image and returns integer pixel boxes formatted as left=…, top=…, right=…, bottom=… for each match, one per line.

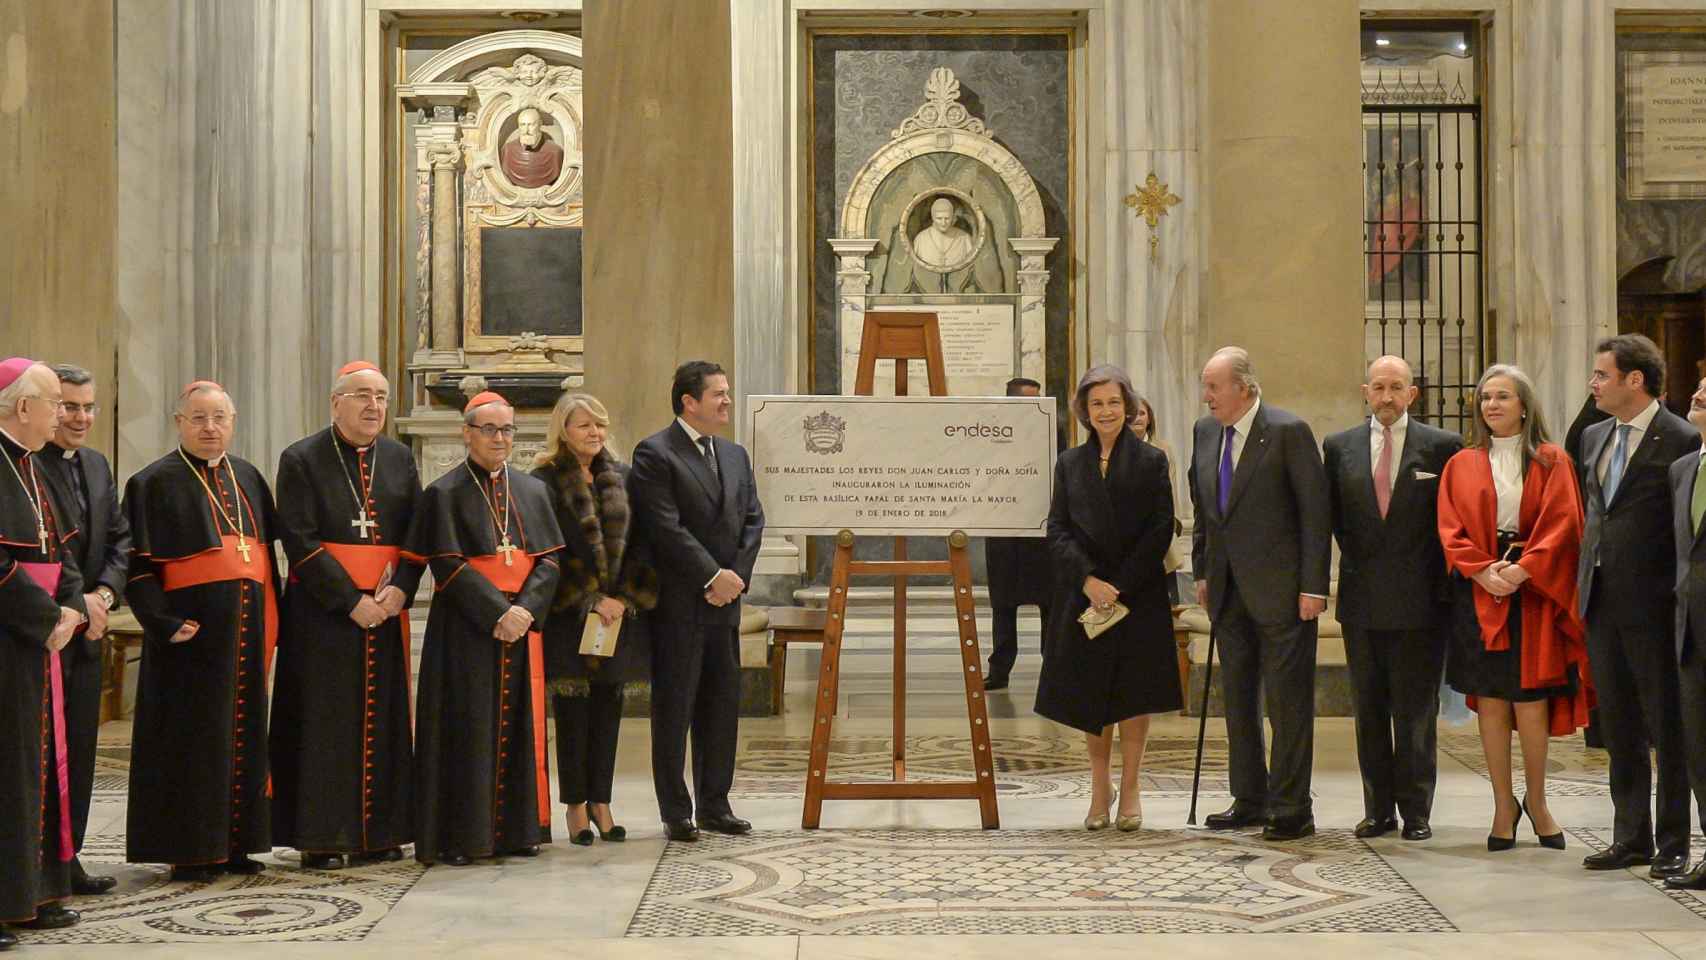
left=351, top=510, right=378, bottom=540
left=236, top=536, right=253, bottom=563
left=497, top=535, right=518, bottom=567
left=37, top=523, right=49, bottom=553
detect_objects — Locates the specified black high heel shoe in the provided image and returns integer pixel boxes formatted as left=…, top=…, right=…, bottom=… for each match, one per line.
left=1522, top=794, right=1566, bottom=850
left=594, top=822, right=627, bottom=842
left=1488, top=795, right=1521, bottom=852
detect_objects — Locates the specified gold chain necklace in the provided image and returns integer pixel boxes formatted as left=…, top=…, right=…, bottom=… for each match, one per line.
left=331, top=430, right=379, bottom=540
left=464, top=460, right=518, bottom=566
left=2, top=445, right=48, bottom=552
left=176, top=448, right=252, bottom=562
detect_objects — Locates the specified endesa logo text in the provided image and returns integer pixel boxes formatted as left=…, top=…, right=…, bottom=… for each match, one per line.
left=943, top=423, right=1015, bottom=442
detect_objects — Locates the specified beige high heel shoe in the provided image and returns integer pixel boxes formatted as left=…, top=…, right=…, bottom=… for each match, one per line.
left=1116, top=800, right=1144, bottom=832
left=1085, top=789, right=1113, bottom=830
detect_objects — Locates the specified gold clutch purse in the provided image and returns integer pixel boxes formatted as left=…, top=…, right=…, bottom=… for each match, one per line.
left=1078, top=602, right=1129, bottom=639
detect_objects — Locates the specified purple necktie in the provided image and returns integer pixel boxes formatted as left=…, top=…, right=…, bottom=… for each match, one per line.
left=1218, top=425, right=1236, bottom=515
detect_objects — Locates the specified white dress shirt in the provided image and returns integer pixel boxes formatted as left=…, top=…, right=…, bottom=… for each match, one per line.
left=677, top=417, right=723, bottom=590
left=1219, top=397, right=1262, bottom=469
left=1595, top=398, right=1660, bottom=486
left=1490, top=434, right=1523, bottom=533
left=1369, top=413, right=1409, bottom=495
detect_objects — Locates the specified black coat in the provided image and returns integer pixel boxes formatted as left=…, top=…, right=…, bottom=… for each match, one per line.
left=1033, top=431, right=1181, bottom=732
left=39, top=443, right=130, bottom=663
left=1323, top=418, right=1463, bottom=629
left=532, top=453, right=657, bottom=688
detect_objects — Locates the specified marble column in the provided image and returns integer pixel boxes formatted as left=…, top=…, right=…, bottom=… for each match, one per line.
left=0, top=0, right=118, bottom=457
left=116, top=0, right=368, bottom=481
left=1509, top=0, right=1615, bottom=432
left=1089, top=0, right=1203, bottom=515
left=428, top=139, right=463, bottom=358
left=1203, top=0, right=1365, bottom=434
left=582, top=0, right=734, bottom=437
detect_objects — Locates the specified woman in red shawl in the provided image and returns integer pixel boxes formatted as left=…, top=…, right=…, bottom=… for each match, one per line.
left=1439, top=363, right=1591, bottom=852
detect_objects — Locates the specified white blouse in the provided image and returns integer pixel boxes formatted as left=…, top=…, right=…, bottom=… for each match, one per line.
left=1490, top=435, right=1523, bottom=533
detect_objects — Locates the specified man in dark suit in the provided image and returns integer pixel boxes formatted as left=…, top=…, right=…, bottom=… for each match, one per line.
left=1189, top=346, right=1331, bottom=841
left=632, top=360, right=765, bottom=842
left=36, top=363, right=129, bottom=895
left=984, top=377, right=1052, bottom=691
left=1664, top=377, right=1706, bottom=890
left=1323, top=356, right=1461, bottom=843
left=1577, top=334, right=1700, bottom=878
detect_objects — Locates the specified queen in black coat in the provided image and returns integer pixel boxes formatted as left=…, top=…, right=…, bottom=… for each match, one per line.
left=1034, top=366, right=1181, bottom=830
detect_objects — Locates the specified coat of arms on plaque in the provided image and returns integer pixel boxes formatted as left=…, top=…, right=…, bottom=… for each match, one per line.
left=804, top=411, right=847, bottom=455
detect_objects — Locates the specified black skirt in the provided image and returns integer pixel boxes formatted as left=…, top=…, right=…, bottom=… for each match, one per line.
left=1446, top=574, right=1572, bottom=703
left=1034, top=595, right=1183, bottom=733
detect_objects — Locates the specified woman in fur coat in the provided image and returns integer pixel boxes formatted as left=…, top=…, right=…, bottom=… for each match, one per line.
left=532, top=392, right=657, bottom=845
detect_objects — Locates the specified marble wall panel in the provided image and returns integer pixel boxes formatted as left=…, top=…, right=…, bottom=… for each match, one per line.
left=809, top=35, right=1071, bottom=409
left=1617, top=31, right=1706, bottom=291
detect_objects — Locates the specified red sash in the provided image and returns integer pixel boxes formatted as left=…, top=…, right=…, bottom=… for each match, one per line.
left=466, top=553, right=550, bottom=829
left=159, top=534, right=281, bottom=693
left=18, top=562, right=73, bottom=863
left=322, top=543, right=414, bottom=723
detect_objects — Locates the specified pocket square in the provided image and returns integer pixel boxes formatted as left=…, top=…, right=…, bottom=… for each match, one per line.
left=1414, top=471, right=1438, bottom=480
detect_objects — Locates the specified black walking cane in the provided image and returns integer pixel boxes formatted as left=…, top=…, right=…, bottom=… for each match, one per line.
left=1186, top=619, right=1216, bottom=826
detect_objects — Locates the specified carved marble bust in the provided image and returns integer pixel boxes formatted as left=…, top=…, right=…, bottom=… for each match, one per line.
left=500, top=107, right=564, bottom=189
left=912, top=197, right=975, bottom=271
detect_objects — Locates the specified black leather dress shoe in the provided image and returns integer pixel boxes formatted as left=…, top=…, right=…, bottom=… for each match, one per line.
left=224, top=856, right=265, bottom=875
left=1204, top=803, right=1265, bottom=830
left=1651, top=852, right=1689, bottom=878
left=1353, top=817, right=1398, bottom=839
left=665, top=819, right=700, bottom=842
left=19, top=904, right=79, bottom=930
left=1262, top=814, right=1316, bottom=842
left=0, top=927, right=16, bottom=951
left=436, top=852, right=472, bottom=867
left=1401, top=819, right=1432, bottom=841
left=71, top=858, right=118, bottom=895
left=983, top=675, right=1010, bottom=691
left=697, top=814, right=753, bottom=835
left=1583, top=841, right=1652, bottom=871
left=1666, top=861, right=1706, bottom=889
left=354, top=847, right=404, bottom=864
left=505, top=845, right=542, bottom=858
left=169, top=864, right=222, bottom=883
left=301, top=852, right=345, bottom=871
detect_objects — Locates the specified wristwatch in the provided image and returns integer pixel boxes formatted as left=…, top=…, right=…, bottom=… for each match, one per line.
left=95, top=586, right=116, bottom=608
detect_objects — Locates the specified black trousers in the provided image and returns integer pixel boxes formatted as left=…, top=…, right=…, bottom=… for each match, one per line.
left=1587, top=598, right=1690, bottom=857
left=1672, top=639, right=1706, bottom=839
left=552, top=686, right=624, bottom=805
left=986, top=602, right=1049, bottom=681
left=64, top=643, right=103, bottom=854
left=1342, top=624, right=1444, bottom=823
left=650, top=623, right=740, bottom=823
left=1215, top=577, right=1317, bottom=819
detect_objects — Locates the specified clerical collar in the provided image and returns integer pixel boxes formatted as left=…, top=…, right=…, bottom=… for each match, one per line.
left=48, top=440, right=78, bottom=461
left=0, top=424, right=30, bottom=458
left=331, top=425, right=372, bottom=454
left=468, top=457, right=505, bottom=480
left=180, top=446, right=225, bottom=469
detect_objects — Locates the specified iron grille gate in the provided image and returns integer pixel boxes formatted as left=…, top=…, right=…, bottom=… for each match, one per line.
left=1362, top=85, right=1485, bottom=437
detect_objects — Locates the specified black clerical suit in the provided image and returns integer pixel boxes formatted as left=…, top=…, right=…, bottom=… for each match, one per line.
left=38, top=442, right=130, bottom=864
left=1189, top=400, right=1331, bottom=822
left=631, top=420, right=764, bottom=824
left=1668, top=449, right=1706, bottom=869
left=1578, top=402, right=1700, bottom=861
left=1324, top=416, right=1461, bottom=828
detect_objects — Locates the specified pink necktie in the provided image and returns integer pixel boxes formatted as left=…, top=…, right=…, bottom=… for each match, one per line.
left=1374, top=424, right=1394, bottom=519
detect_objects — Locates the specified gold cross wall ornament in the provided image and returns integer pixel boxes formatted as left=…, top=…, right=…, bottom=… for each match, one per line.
left=1124, top=173, right=1182, bottom=261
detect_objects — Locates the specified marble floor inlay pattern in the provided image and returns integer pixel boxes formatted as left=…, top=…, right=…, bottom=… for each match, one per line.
left=1438, top=733, right=1611, bottom=797
left=734, top=734, right=1232, bottom=800
left=625, top=828, right=1451, bottom=936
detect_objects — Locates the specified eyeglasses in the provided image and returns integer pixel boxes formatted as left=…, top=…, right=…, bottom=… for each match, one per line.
left=472, top=424, right=517, bottom=439
left=21, top=396, right=66, bottom=413
left=61, top=403, right=98, bottom=416
left=180, top=414, right=232, bottom=429
left=335, top=391, right=390, bottom=407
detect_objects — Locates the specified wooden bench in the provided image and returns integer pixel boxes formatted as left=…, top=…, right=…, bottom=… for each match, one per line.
left=766, top=606, right=828, bottom=716
left=102, top=610, right=145, bottom=723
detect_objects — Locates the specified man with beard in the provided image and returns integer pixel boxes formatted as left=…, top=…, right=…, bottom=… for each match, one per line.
left=407, top=392, right=563, bottom=865
left=0, top=358, right=85, bottom=946
left=499, top=107, right=565, bottom=189
left=37, top=363, right=129, bottom=895
left=123, top=381, right=279, bottom=881
left=270, top=362, right=425, bottom=870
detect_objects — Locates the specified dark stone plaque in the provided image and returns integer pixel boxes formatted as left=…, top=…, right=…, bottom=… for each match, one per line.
left=479, top=226, right=583, bottom=336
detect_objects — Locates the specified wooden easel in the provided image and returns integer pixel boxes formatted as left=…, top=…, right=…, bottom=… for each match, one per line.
left=801, top=311, right=1000, bottom=830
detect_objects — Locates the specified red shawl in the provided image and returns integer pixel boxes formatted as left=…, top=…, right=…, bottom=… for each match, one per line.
left=1437, top=442, right=1593, bottom=735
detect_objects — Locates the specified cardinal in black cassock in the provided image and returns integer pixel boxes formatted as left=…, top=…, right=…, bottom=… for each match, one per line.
left=122, top=381, right=280, bottom=881
left=0, top=358, right=86, bottom=941
left=270, top=362, right=425, bottom=869
left=406, top=391, right=563, bottom=866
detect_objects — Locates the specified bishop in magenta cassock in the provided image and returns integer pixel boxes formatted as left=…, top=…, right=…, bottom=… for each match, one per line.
left=0, top=359, right=85, bottom=945
left=122, top=381, right=280, bottom=882
left=405, top=391, right=563, bottom=866
left=269, top=362, right=425, bottom=870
